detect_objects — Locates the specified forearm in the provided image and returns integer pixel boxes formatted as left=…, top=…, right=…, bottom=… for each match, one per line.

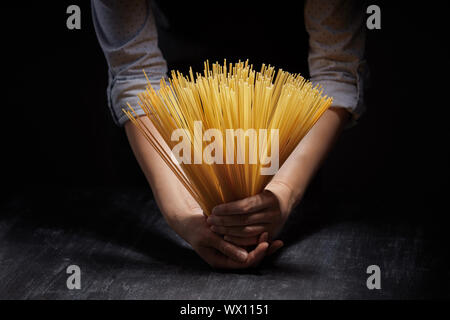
left=265, top=107, right=350, bottom=216
left=126, top=106, right=348, bottom=229
left=124, top=116, right=199, bottom=234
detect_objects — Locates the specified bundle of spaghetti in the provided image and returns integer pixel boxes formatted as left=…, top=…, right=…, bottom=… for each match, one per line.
left=123, top=60, right=332, bottom=216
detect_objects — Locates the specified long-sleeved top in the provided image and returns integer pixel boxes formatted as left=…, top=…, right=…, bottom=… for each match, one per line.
left=91, top=0, right=367, bottom=127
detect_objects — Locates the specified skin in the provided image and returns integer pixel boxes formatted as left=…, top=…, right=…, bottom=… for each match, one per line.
left=125, top=107, right=350, bottom=269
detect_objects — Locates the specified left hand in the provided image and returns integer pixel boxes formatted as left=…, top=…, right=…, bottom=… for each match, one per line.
left=207, top=190, right=287, bottom=252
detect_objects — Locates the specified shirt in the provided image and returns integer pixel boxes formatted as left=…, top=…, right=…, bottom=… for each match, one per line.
left=91, top=0, right=367, bottom=126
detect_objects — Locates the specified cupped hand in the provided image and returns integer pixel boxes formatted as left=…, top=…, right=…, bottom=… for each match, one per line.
left=181, top=212, right=271, bottom=269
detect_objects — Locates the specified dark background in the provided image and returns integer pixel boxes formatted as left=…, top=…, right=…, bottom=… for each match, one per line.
left=1, top=1, right=449, bottom=299
left=3, top=1, right=448, bottom=220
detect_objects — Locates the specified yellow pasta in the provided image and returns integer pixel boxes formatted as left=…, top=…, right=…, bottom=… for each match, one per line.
left=123, top=60, right=332, bottom=215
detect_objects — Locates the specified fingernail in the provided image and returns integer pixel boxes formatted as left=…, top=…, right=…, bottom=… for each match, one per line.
left=210, top=225, right=216, bottom=232
left=237, top=250, right=248, bottom=262
left=211, top=207, right=218, bottom=215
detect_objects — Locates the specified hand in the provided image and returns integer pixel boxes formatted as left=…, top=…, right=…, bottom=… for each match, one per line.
left=125, top=117, right=282, bottom=267
left=207, top=190, right=286, bottom=254
left=179, top=212, right=271, bottom=269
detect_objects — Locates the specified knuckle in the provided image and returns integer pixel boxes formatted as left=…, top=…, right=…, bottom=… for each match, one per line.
left=243, top=226, right=253, bottom=235
left=241, top=203, right=252, bottom=213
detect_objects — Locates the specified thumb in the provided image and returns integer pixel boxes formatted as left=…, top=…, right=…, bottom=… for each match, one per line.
left=267, top=240, right=284, bottom=256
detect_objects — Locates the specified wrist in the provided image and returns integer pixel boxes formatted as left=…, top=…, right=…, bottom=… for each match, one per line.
left=157, top=196, right=203, bottom=245
left=264, top=179, right=302, bottom=218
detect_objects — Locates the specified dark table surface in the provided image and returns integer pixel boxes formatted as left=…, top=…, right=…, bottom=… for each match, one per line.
left=0, top=187, right=448, bottom=300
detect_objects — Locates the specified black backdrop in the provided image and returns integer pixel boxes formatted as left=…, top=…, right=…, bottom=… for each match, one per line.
left=2, top=1, right=449, bottom=225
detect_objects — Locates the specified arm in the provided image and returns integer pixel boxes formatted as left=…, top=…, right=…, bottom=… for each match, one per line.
left=209, top=107, right=349, bottom=242
left=264, top=107, right=349, bottom=215
left=92, top=0, right=269, bottom=268
left=208, top=0, right=366, bottom=243
left=266, top=0, right=367, bottom=214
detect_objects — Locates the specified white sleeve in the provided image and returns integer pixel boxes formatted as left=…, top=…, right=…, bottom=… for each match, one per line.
left=305, top=0, right=368, bottom=121
left=91, top=0, right=167, bottom=126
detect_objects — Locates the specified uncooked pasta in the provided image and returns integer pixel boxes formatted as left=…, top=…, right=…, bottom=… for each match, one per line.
left=124, top=60, right=332, bottom=215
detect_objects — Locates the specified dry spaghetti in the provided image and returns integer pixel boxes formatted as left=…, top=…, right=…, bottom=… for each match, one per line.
left=124, top=60, right=332, bottom=215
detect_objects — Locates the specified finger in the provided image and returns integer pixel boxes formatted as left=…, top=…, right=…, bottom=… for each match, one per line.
left=247, top=241, right=270, bottom=267
left=207, top=250, right=253, bottom=269
left=212, top=192, right=276, bottom=216
left=223, top=235, right=259, bottom=246
left=207, top=211, right=273, bottom=227
left=267, top=240, right=284, bottom=256
left=258, top=232, right=269, bottom=243
left=211, top=224, right=267, bottom=237
left=208, top=242, right=270, bottom=269
left=199, top=248, right=246, bottom=269
left=209, top=233, right=248, bottom=263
